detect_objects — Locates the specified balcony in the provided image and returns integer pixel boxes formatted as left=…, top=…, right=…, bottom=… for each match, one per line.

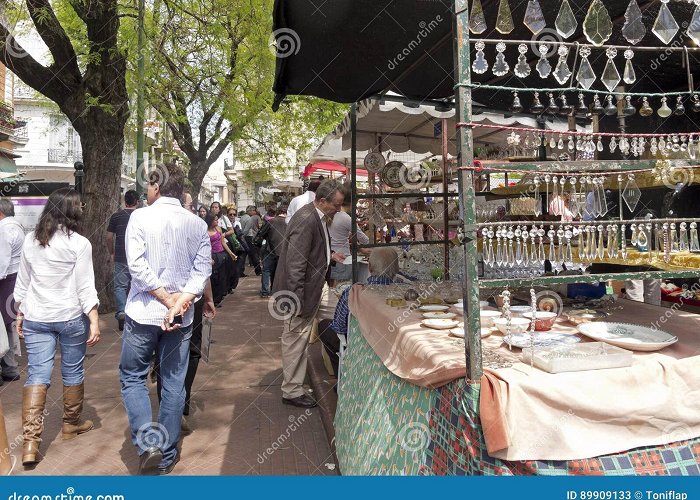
left=48, top=148, right=82, bottom=164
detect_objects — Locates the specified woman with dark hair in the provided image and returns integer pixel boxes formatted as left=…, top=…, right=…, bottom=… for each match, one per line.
left=205, top=212, right=236, bottom=306
left=13, top=187, right=100, bottom=466
left=197, top=205, right=208, bottom=219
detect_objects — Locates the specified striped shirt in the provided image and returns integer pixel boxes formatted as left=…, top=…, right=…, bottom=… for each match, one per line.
left=330, top=275, right=393, bottom=337
left=125, top=196, right=212, bottom=327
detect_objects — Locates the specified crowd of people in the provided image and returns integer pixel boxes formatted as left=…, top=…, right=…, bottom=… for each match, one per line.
left=0, top=165, right=378, bottom=475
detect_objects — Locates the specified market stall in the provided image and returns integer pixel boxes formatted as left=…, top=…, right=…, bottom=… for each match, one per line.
left=273, top=0, right=700, bottom=476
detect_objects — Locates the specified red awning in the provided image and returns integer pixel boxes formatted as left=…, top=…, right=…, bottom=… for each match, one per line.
left=303, top=160, right=368, bottom=178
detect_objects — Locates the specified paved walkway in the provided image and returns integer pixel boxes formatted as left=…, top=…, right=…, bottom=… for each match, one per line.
left=0, top=277, right=337, bottom=476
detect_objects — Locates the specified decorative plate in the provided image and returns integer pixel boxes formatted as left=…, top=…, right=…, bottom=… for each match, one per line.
left=576, top=322, right=678, bottom=352
left=380, top=161, right=404, bottom=188
left=449, top=327, right=491, bottom=339
left=363, top=152, right=386, bottom=173
left=421, top=319, right=459, bottom=330
left=503, top=332, right=581, bottom=349
left=423, top=312, right=457, bottom=320
left=418, top=305, right=450, bottom=312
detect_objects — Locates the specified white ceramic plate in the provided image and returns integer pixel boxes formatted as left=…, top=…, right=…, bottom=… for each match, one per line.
left=503, top=332, right=581, bottom=349
left=418, top=305, right=450, bottom=312
left=423, top=312, right=457, bottom=320
left=422, top=319, right=459, bottom=330
left=576, top=322, right=678, bottom=352
left=449, top=327, right=491, bottom=338
left=363, top=152, right=386, bottom=173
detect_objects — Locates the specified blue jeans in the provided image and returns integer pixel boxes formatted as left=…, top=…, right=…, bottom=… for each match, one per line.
left=23, top=315, right=88, bottom=386
left=114, top=262, right=131, bottom=318
left=119, top=316, right=191, bottom=466
left=260, top=253, right=278, bottom=296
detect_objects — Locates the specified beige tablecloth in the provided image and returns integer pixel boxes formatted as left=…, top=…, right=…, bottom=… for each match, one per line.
left=348, top=285, right=700, bottom=461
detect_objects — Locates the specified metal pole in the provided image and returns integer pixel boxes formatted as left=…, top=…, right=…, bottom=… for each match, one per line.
left=73, top=161, right=84, bottom=195
left=351, top=103, right=358, bottom=283
left=454, top=0, right=482, bottom=380
left=442, top=118, right=450, bottom=280
left=135, top=0, right=146, bottom=201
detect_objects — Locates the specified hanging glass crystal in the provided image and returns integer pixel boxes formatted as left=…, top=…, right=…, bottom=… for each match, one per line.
left=553, top=45, right=572, bottom=84
left=622, top=174, right=641, bottom=212
left=514, top=43, right=531, bottom=78
left=511, top=91, right=523, bottom=113
left=639, top=97, right=653, bottom=117
left=658, top=97, right=672, bottom=118
left=674, top=96, right=685, bottom=115
left=531, top=92, right=544, bottom=113
left=690, top=222, right=700, bottom=252
left=604, top=94, right=617, bottom=116
left=576, top=47, right=595, bottom=90
left=652, top=0, right=679, bottom=45
left=555, top=0, right=578, bottom=39
left=622, top=0, right=646, bottom=44
left=623, top=96, right=636, bottom=117
left=469, top=0, right=487, bottom=34
left=524, top=0, right=547, bottom=34
left=536, top=43, right=552, bottom=78
left=622, top=49, right=636, bottom=84
left=601, top=48, right=620, bottom=93
left=583, top=0, right=613, bottom=46
left=689, top=0, right=700, bottom=45
left=496, top=0, right=515, bottom=34
left=492, top=42, right=509, bottom=77
left=472, top=41, right=488, bottom=74
left=680, top=222, right=689, bottom=252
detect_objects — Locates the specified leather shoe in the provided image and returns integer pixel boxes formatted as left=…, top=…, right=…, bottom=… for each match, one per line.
left=1, top=374, right=18, bottom=382
left=158, top=452, right=180, bottom=475
left=282, top=394, right=317, bottom=408
left=138, top=447, right=163, bottom=475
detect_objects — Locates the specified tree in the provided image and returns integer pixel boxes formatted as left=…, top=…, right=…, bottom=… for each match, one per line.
left=0, top=0, right=129, bottom=310
left=146, top=0, right=346, bottom=200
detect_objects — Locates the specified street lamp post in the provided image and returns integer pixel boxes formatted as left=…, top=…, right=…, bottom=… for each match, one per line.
left=135, top=0, right=146, bottom=201
left=73, top=161, right=84, bottom=195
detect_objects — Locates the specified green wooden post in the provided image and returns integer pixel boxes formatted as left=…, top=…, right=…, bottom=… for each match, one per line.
left=454, top=0, right=482, bottom=380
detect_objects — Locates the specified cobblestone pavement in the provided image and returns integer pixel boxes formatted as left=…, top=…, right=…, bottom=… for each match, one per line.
left=0, top=277, right=337, bottom=476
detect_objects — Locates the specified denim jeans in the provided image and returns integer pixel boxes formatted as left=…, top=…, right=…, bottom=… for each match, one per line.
left=113, top=262, right=131, bottom=318
left=23, top=315, right=88, bottom=386
left=260, top=253, right=278, bottom=296
left=119, top=316, right=191, bottom=466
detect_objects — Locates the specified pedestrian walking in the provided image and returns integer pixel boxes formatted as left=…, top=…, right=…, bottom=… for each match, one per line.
left=120, top=162, right=211, bottom=475
left=106, top=189, right=138, bottom=331
left=0, top=199, right=24, bottom=384
left=256, top=205, right=287, bottom=298
left=242, top=206, right=261, bottom=275
left=13, top=188, right=100, bottom=466
left=205, top=212, right=236, bottom=306
left=272, top=180, right=345, bottom=408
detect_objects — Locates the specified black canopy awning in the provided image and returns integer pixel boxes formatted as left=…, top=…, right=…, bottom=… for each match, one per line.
left=273, top=0, right=700, bottom=114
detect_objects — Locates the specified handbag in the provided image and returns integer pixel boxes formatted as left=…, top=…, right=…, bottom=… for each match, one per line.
left=0, top=320, right=9, bottom=358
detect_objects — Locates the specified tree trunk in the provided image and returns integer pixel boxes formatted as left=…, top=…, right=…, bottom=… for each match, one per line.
left=188, top=161, right=209, bottom=204
left=74, top=119, right=126, bottom=313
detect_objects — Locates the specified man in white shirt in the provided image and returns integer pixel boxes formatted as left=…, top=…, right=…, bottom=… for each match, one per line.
left=285, top=179, right=321, bottom=224
left=329, top=184, right=371, bottom=283
left=120, top=162, right=212, bottom=475
left=0, top=199, right=24, bottom=383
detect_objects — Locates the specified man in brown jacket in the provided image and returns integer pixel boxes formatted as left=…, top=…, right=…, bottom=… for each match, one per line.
left=272, top=179, right=345, bottom=407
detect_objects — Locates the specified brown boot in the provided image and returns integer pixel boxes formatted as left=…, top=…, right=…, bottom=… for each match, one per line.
left=22, top=384, right=47, bottom=466
left=61, top=384, right=93, bottom=440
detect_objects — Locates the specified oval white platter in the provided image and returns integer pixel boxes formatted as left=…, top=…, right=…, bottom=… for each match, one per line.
left=449, top=327, right=491, bottom=339
left=423, top=312, right=457, bottom=320
left=576, top=322, right=678, bottom=352
left=418, top=305, right=450, bottom=312
left=421, top=319, right=459, bottom=330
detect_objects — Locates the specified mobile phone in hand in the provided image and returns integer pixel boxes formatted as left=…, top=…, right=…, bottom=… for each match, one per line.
left=172, top=314, right=183, bottom=325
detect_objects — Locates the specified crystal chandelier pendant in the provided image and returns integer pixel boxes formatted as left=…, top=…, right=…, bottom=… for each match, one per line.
left=576, top=47, right=595, bottom=90
left=496, top=0, right=515, bottom=34
left=639, top=97, right=653, bottom=116
left=689, top=0, right=700, bottom=45
left=576, top=93, right=588, bottom=117
left=553, top=45, right=572, bottom=84
left=623, top=49, right=636, bottom=84
left=674, top=96, right=685, bottom=115
left=591, top=93, right=603, bottom=114
left=690, top=222, right=700, bottom=252
left=559, top=94, right=573, bottom=115
left=623, top=96, right=636, bottom=116
left=693, top=94, right=700, bottom=112
left=492, top=42, right=510, bottom=77
left=622, top=174, right=642, bottom=212
left=511, top=91, right=523, bottom=113
left=536, top=43, right=552, bottom=78
left=583, top=0, right=613, bottom=46
left=524, top=0, right=547, bottom=34
left=680, top=222, right=689, bottom=252
left=652, top=0, right=679, bottom=45
left=531, top=92, right=544, bottom=113
left=469, top=0, right=487, bottom=34
left=472, top=41, right=489, bottom=74
left=546, top=93, right=559, bottom=114
left=604, top=94, right=617, bottom=116
left=555, top=0, right=578, bottom=39
left=601, top=48, right=620, bottom=93
left=514, top=43, right=531, bottom=78
left=658, top=97, right=672, bottom=118
left=622, top=0, right=646, bottom=44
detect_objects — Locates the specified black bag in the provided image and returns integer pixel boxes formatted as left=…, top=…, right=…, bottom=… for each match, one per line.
left=253, top=221, right=271, bottom=248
